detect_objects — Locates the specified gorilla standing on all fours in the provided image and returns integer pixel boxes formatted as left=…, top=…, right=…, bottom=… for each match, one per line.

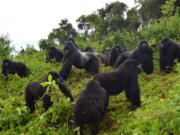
left=46, top=46, right=64, bottom=63
left=94, top=59, right=142, bottom=110
left=73, top=80, right=108, bottom=135
left=25, top=71, right=73, bottom=113
left=107, top=45, right=125, bottom=66
left=2, top=59, right=28, bottom=78
left=115, top=39, right=153, bottom=74
left=159, top=37, right=180, bottom=73
left=59, top=41, right=99, bottom=80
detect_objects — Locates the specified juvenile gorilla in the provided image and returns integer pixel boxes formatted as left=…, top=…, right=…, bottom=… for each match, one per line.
left=115, top=39, right=153, bottom=74
left=59, top=41, right=99, bottom=80
left=94, top=59, right=141, bottom=110
left=25, top=71, right=73, bottom=113
left=2, top=59, right=28, bottom=78
left=73, top=80, right=108, bottom=135
left=159, top=37, right=180, bottom=73
left=46, top=46, right=64, bottom=63
left=107, top=45, right=125, bottom=66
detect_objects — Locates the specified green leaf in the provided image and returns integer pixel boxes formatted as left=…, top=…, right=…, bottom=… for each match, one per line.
left=40, top=82, right=49, bottom=87
left=48, top=74, right=52, bottom=82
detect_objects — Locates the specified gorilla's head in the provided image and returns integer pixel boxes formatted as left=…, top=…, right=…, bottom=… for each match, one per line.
left=138, top=39, right=149, bottom=49
left=49, top=46, right=56, bottom=55
left=86, top=80, right=100, bottom=89
left=119, top=59, right=142, bottom=73
left=160, top=37, right=171, bottom=51
left=64, top=41, right=77, bottom=58
left=47, top=71, right=63, bottom=85
left=113, top=45, right=124, bottom=56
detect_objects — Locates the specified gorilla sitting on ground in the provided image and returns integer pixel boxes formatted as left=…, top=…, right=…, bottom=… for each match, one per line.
left=59, top=41, right=99, bottom=80
left=2, top=59, right=28, bottom=78
left=107, top=45, right=125, bottom=66
left=46, top=46, right=64, bottom=63
left=73, top=80, right=108, bottom=135
left=115, top=39, right=153, bottom=74
left=159, top=37, right=180, bottom=73
left=94, top=59, right=142, bottom=110
left=25, top=71, right=73, bottom=113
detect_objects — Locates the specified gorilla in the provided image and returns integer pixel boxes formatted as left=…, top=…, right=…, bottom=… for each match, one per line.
left=84, top=47, right=93, bottom=52
left=25, top=71, right=73, bottom=113
left=159, top=37, right=180, bottom=73
left=94, top=53, right=107, bottom=65
left=59, top=41, right=99, bottom=80
left=73, top=80, right=108, bottom=135
left=94, top=59, right=142, bottom=110
left=115, top=39, right=153, bottom=74
left=107, top=45, right=125, bottom=66
left=2, top=59, right=28, bottom=78
left=46, top=46, right=64, bottom=63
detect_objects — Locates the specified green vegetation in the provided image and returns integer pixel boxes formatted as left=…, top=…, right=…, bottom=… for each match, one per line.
left=0, top=0, right=180, bottom=134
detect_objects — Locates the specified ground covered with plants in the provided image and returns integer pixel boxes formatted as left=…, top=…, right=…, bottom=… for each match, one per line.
left=0, top=50, right=179, bottom=135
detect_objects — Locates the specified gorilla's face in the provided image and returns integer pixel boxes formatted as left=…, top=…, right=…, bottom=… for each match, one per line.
left=160, top=38, right=170, bottom=51
left=139, top=40, right=149, bottom=49
left=114, top=45, right=123, bottom=55
left=64, top=41, right=76, bottom=58
left=48, top=71, right=62, bottom=85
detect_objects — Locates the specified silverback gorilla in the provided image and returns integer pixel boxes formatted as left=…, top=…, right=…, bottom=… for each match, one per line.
left=94, top=59, right=142, bottom=111
left=107, top=45, right=125, bottom=66
left=46, top=46, right=64, bottom=63
left=2, top=59, right=28, bottom=78
left=25, top=71, right=73, bottom=113
left=59, top=41, right=99, bottom=80
left=159, top=37, right=180, bottom=73
left=115, top=39, right=153, bottom=74
left=73, top=80, right=108, bottom=135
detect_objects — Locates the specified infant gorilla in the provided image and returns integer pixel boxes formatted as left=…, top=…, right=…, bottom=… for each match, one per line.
left=25, top=71, right=73, bottom=113
left=73, top=80, right=108, bottom=135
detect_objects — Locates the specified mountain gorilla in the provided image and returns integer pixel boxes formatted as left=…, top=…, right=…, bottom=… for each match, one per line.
left=59, top=41, right=99, bottom=80
left=94, top=59, right=142, bottom=110
left=107, top=45, right=125, bottom=66
left=2, top=59, right=28, bottom=78
left=115, top=39, right=153, bottom=74
left=73, top=80, right=108, bottom=135
left=159, top=37, right=180, bottom=73
left=46, top=46, right=64, bottom=63
left=25, top=71, right=73, bottom=113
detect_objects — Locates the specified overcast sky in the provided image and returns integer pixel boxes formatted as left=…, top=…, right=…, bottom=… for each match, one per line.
left=0, top=0, right=135, bottom=50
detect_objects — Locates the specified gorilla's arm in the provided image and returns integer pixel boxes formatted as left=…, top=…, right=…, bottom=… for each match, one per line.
left=59, top=60, right=72, bottom=80
left=58, top=84, right=74, bottom=102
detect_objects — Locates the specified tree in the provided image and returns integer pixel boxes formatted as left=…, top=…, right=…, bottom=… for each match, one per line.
left=39, top=39, right=56, bottom=50
left=0, top=35, right=12, bottom=60
left=135, top=0, right=166, bottom=23
left=48, top=19, right=77, bottom=44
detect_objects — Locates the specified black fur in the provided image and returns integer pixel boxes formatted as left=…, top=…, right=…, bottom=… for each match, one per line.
left=107, top=45, right=125, bottom=66
left=73, top=80, right=108, bottom=135
left=84, top=47, right=93, bottom=52
left=115, top=39, right=153, bottom=74
left=25, top=71, right=73, bottom=113
left=94, top=59, right=141, bottom=110
left=159, top=37, right=180, bottom=73
left=46, top=46, right=64, bottom=63
left=59, top=41, right=99, bottom=80
left=2, top=59, right=28, bottom=78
